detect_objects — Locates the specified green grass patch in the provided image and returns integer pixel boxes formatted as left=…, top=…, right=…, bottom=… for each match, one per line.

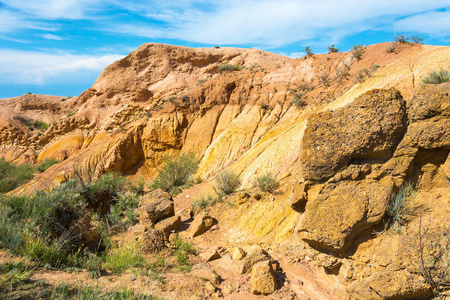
left=104, top=241, right=144, bottom=274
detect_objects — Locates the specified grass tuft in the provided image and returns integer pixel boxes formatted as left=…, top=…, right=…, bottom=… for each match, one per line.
left=253, top=172, right=279, bottom=193
left=214, top=171, right=241, bottom=196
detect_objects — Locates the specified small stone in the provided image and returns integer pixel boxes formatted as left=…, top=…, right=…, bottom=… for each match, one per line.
left=205, top=281, right=216, bottom=292
left=154, top=215, right=182, bottom=240
left=231, top=247, right=246, bottom=260
left=189, top=212, right=214, bottom=237
left=236, top=192, right=250, bottom=205
left=200, top=251, right=221, bottom=262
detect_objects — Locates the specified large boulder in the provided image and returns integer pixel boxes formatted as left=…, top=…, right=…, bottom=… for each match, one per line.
left=301, top=88, right=407, bottom=183
left=139, top=189, right=174, bottom=227
left=299, top=178, right=394, bottom=251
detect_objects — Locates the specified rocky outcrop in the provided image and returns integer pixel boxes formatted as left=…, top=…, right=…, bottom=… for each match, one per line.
left=301, top=88, right=407, bottom=183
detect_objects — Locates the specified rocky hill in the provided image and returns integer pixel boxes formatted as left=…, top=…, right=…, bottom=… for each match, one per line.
left=1, top=42, right=450, bottom=299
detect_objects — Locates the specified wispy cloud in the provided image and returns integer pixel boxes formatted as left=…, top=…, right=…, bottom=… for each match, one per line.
left=0, top=49, right=123, bottom=85
left=40, top=33, right=65, bottom=40
left=0, top=10, right=56, bottom=34
left=1, top=0, right=101, bottom=20
left=103, top=0, right=450, bottom=48
left=393, top=10, right=450, bottom=36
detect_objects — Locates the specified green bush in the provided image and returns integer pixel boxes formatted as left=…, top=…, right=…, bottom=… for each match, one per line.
left=421, top=69, right=450, bottom=85
left=35, top=158, right=59, bottom=173
left=253, top=172, right=279, bottom=193
left=151, top=152, right=198, bottom=194
left=0, top=158, right=34, bottom=193
left=387, top=182, right=416, bottom=232
left=214, top=171, right=241, bottom=196
left=327, top=44, right=340, bottom=53
left=352, top=44, right=364, bottom=60
left=291, top=92, right=305, bottom=109
left=0, top=171, right=141, bottom=269
left=218, top=63, right=241, bottom=73
left=304, top=47, right=313, bottom=57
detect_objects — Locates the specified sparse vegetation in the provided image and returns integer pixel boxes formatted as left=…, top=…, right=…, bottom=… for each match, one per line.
left=172, top=235, right=196, bottom=272
left=253, top=172, right=279, bottom=193
left=13, top=116, right=51, bottom=132
left=214, top=171, right=241, bottom=196
left=191, top=194, right=223, bottom=211
left=351, top=44, right=365, bottom=60
left=303, top=47, right=313, bottom=57
left=386, top=42, right=399, bottom=53
left=327, top=44, right=340, bottom=53
left=291, top=92, right=306, bottom=109
left=104, top=241, right=144, bottom=274
left=0, top=171, right=139, bottom=272
left=150, top=152, right=199, bottom=194
left=416, top=219, right=450, bottom=297
left=387, top=182, right=416, bottom=233
left=394, top=34, right=424, bottom=44
left=421, top=69, right=450, bottom=85
left=218, top=63, right=241, bottom=73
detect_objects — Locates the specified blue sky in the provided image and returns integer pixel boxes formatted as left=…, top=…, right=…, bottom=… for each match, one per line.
left=1, top=1, right=450, bottom=98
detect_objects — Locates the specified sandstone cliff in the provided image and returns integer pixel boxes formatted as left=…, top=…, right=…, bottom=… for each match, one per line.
left=1, top=42, right=450, bottom=299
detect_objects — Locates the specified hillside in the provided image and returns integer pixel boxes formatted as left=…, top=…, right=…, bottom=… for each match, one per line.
left=1, top=42, right=450, bottom=299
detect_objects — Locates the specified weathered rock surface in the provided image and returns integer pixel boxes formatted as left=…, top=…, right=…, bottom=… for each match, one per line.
left=139, top=189, right=174, bottom=227
left=299, top=178, right=394, bottom=251
left=250, top=260, right=278, bottom=295
left=301, top=88, right=407, bottom=183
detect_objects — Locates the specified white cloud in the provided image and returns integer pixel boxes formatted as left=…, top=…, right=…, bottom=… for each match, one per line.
left=0, top=10, right=56, bottom=34
left=1, top=0, right=101, bottom=20
left=40, top=34, right=64, bottom=40
left=393, top=10, right=450, bottom=36
left=0, top=49, right=123, bottom=85
left=106, top=0, right=450, bottom=47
